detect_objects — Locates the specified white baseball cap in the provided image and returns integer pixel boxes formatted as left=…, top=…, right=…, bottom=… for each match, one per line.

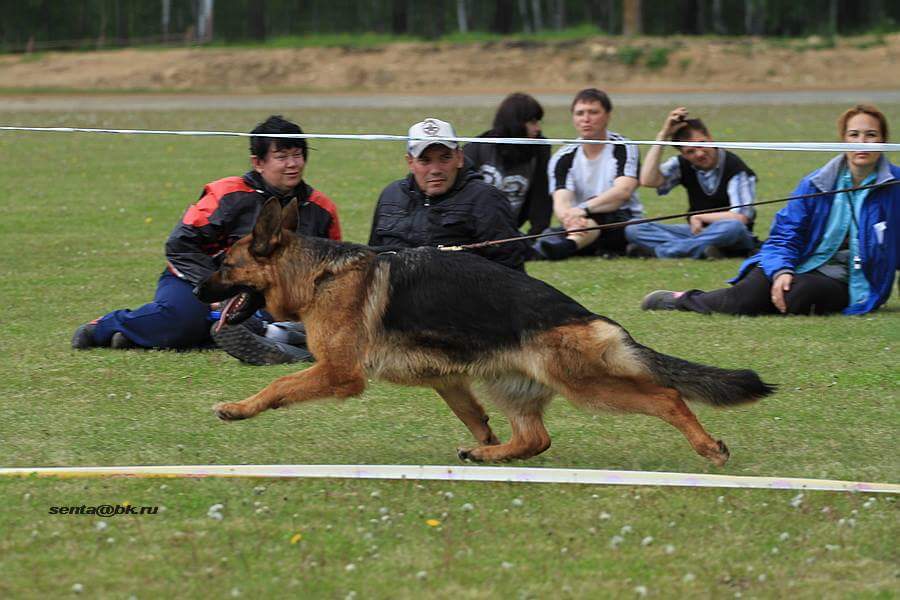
left=407, top=117, right=458, bottom=157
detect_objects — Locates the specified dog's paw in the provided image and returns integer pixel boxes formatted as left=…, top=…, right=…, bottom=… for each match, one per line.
left=457, top=447, right=483, bottom=463
left=213, top=402, right=249, bottom=421
left=709, top=439, right=730, bottom=467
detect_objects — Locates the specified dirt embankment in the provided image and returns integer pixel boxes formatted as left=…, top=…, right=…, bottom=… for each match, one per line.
left=0, top=34, right=897, bottom=94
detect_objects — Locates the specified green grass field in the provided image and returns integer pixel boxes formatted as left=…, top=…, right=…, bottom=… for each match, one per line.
left=0, top=103, right=897, bottom=598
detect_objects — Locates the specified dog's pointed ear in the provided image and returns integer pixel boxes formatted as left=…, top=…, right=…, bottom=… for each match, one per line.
left=250, top=197, right=283, bottom=257
left=281, top=198, right=299, bottom=232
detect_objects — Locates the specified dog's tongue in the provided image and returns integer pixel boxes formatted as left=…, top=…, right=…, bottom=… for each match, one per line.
left=214, top=293, right=247, bottom=334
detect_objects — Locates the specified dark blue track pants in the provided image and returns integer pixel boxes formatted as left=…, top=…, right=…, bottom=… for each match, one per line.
left=92, top=270, right=213, bottom=349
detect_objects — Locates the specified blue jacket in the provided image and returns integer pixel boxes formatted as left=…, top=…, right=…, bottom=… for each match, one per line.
left=732, top=155, right=899, bottom=315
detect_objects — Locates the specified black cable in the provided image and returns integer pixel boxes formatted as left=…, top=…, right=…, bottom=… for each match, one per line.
left=445, top=180, right=899, bottom=251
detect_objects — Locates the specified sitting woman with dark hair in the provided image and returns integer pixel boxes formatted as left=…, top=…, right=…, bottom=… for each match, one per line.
left=72, top=115, right=341, bottom=364
left=642, top=104, right=898, bottom=316
left=464, top=92, right=552, bottom=237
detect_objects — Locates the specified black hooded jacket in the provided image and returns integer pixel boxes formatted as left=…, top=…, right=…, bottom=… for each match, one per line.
left=463, top=131, right=552, bottom=236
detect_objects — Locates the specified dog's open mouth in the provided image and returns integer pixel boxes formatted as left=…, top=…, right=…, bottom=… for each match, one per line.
left=215, top=290, right=265, bottom=333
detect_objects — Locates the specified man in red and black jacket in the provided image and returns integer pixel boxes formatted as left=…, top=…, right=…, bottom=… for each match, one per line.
left=73, top=115, right=340, bottom=364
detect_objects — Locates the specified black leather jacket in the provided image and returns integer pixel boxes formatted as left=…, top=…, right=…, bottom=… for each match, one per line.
left=368, top=170, right=527, bottom=271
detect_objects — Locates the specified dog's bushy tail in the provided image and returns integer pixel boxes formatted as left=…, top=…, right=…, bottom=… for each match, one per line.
left=632, top=341, right=776, bottom=406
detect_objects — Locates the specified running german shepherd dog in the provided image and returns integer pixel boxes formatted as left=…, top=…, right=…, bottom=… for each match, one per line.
left=196, top=198, right=774, bottom=465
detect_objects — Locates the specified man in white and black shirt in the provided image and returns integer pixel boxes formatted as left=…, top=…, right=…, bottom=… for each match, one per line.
left=534, top=88, right=643, bottom=260
left=626, top=107, right=758, bottom=259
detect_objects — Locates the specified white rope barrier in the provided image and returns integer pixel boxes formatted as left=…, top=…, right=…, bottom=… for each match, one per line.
left=1, top=125, right=898, bottom=153
left=1, top=464, right=897, bottom=493
left=1, top=123, right=894, bottom=494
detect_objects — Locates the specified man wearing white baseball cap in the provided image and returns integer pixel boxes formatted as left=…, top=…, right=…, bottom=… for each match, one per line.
left=406, top=117, right=459, bottom=159
left=368, top=117, right=528, bottom=270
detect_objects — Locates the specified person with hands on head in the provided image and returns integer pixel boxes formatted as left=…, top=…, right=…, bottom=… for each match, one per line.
left=641, top=104, right=899, bottom=316
left=625, top=106, right=758, bottom=259
left=534, top=88, right=643, bottom=260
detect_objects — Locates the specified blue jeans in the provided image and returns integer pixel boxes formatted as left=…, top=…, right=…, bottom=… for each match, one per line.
left=624, top=220, right=755, bottom=259
left=93, top=270, right=213, bottom=349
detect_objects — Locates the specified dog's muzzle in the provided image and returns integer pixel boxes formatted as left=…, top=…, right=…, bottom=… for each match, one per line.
left=194, top=273, right=242, bottom=304
left=194, top=278, right=266, bottom=330
left=214, top=290, right=266, bottom=331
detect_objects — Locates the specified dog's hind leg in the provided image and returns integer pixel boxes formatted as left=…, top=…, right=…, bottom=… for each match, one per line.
left=533, top=322, right=729, bottom=465
left=433, top=381, right=499, bottom=447
left=458, top=377, right=553, bottom=462
left=558, top=376, right=730, bottom=466
left=213, top=362, right=366, bottom=421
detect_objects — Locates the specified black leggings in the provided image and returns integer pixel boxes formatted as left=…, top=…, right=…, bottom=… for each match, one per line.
left=583, top=226, right=627, bottom=255
left=581, top=212, right=629, bottom=255
left=676, top=266, right=850, bottom=316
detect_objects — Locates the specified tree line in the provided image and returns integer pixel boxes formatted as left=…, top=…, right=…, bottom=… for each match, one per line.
left=2, top=0, right=896, bottom=52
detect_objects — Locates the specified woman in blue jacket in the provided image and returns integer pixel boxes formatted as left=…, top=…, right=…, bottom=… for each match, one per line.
left=642, top=105, right=898, bottom=316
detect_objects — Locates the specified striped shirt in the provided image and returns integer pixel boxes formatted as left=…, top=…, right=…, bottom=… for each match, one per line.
left=548, top=131, right=644, bottom=218
left=658, top=151, right=757, bottom=222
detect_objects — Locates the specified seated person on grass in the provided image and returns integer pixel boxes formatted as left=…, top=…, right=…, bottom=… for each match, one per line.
left=534, top=88, right=643, bottom=260
left=464, top=92, right=552, bottom=239
left=641, top=104, right=898, bottom=317
left=72, top=115, right=341, bottom=365
left=625, top=107, right=758, bottom=259
left=369, top=117, right=528, bottom=271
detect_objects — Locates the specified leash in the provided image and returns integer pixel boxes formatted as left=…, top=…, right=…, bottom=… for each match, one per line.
left=439, top=180, right=899, bottom=251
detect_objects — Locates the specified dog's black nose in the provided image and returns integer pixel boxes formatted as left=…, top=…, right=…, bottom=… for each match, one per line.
left=193, top=276, right=220, bottom=303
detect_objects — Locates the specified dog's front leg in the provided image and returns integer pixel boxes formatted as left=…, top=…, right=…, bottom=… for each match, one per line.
left=213, top=363, right=366, bottom=421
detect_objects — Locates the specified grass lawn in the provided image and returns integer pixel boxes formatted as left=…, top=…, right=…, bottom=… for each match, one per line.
left=0, top=103, right=897, bottom=598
